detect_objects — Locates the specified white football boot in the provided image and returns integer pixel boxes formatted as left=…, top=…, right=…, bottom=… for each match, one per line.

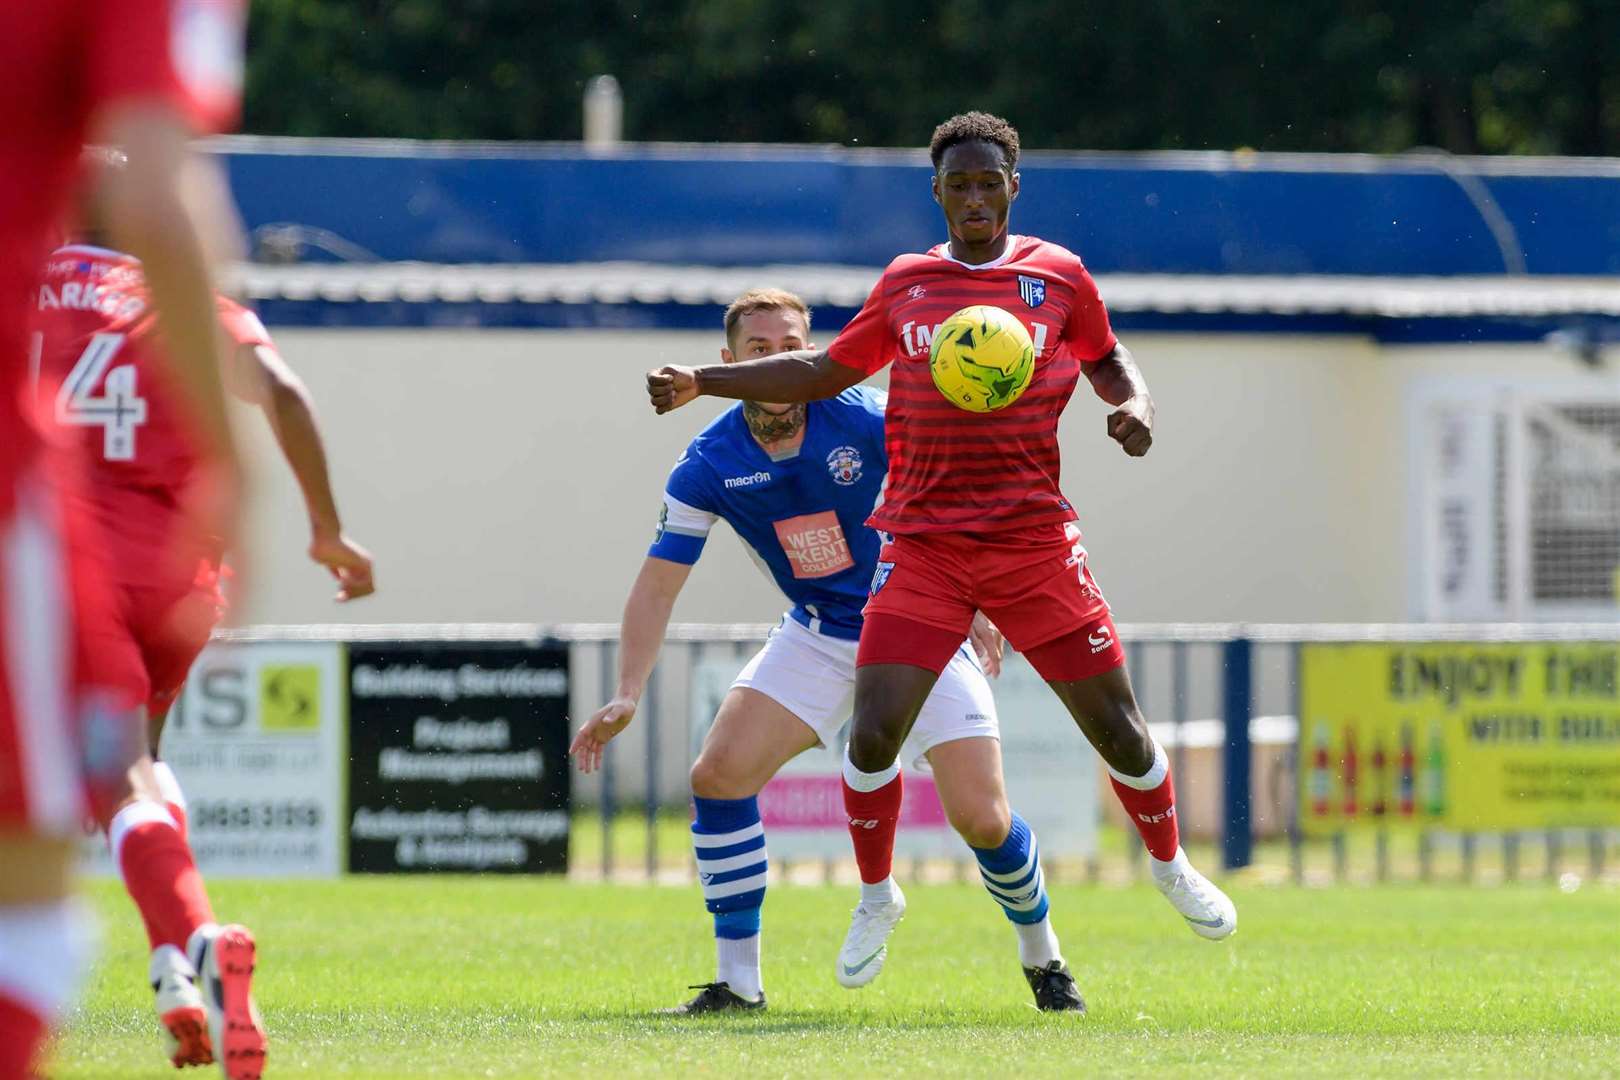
left=836, top=882, right=906, bottom=988
left=189, top=923, right=267, bottom=1080
left=150, top=944, right=212, bottom=1068
left=1151, top=848, right=1237, bottom=940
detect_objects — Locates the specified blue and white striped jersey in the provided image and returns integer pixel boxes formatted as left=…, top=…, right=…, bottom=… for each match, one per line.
left=648, top=386, right=888, bottom=640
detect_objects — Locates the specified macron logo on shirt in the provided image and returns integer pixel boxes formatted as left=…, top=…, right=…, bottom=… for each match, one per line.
left=723, top=471, right=772, bottom=490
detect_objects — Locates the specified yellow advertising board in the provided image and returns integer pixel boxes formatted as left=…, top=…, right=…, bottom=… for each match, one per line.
left=1300, top=643, right=1620, bottom=834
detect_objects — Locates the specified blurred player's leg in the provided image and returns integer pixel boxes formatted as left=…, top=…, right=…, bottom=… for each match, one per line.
left=1037, top=634, right=1236, bottom=941
left=0, top=987, right=48, bottom=1079
left=105, top=756, right=218, bottom=1066
left=105, top=576, right=266, bottom=1071
left=189, top=921, right=266, bottom=1080
left=0, top=889, right=96, bottom=1079
left=151, top=758, right=189, bottom=843
left=0, top=472, right=124, bottom=1076
left=148, top=701, right=188, bottom=840
left=664, top=685, right=816, bottom=1015
left=109, top=778, right=269, bottom=1076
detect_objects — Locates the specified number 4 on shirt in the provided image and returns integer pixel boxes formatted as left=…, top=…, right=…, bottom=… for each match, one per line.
left=55, top=331, right=147, bottom=461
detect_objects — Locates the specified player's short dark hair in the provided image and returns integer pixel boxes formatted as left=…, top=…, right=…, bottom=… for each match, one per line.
left=929, top=112, right=1020, bottom=173
left=723, top=288, right=812, bottom=349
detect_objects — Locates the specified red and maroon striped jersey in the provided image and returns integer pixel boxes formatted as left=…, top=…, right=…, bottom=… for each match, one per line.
left=33, top=247, right=271, bottom=585
left=827, top=235, right=1117, bottom=534
left=34, top=246, right=273, bottom=499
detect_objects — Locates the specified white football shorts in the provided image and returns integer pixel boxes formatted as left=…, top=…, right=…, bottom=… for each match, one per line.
left=731, top=615, right=999, bottom=770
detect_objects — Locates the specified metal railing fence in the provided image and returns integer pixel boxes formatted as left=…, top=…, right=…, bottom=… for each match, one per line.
left=223, top=622, right=1620, bottom=884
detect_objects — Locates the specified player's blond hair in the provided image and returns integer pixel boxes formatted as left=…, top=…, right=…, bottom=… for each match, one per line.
left=723, top=288, right=811, bottom=350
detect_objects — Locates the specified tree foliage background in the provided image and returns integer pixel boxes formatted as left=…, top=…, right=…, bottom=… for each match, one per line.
left=244, top=0, right=1620, bottom=156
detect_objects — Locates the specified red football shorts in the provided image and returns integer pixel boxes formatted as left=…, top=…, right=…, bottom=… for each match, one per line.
left=858, top=521, right=1127, bottom=682
left=87, top=560, right=226, bottom=718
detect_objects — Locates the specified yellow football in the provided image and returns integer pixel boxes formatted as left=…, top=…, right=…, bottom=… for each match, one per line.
left=928, top=305, right=1036, bottom=412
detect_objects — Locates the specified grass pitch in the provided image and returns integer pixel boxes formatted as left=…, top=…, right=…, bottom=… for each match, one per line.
left=49, top=876, right=1619, bottom=1079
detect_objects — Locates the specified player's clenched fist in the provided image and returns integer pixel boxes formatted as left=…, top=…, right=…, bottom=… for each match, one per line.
left=1107, top=396, right=1155, bottom=457
left=647, top=365, right=700, bottom=413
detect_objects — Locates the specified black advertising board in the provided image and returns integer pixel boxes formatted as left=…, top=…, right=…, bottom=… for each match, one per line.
left=347, top=642, right=570, bottom=873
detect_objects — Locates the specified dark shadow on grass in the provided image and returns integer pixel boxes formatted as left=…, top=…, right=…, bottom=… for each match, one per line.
left=569, top=1005, right=1076, bottom=1035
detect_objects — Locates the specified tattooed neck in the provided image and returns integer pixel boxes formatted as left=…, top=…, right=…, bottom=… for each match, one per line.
left=743, top=401, right=806, bottom=444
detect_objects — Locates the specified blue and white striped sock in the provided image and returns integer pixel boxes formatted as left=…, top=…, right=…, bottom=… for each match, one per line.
left=972, top=813, right=1062, bottom=968
left=692, top=795, right=767, bottom=999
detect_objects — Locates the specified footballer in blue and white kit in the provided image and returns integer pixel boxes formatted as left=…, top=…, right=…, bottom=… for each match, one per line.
left=572, top=290, right=1080, bottom=1015
left=651, top=384, right=997, bottom=764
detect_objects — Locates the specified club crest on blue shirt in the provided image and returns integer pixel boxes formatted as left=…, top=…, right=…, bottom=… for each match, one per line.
left=1018, top=275, right=1047, bottom=308
left=826, top=445, right=863, bottom=485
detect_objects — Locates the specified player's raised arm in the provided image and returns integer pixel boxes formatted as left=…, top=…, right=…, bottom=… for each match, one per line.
left=650, top=269, right=895, bottom=414
left=570, top=556, right=694, bottom=772
left=1081, top=343, right=1156, bottom=458
left=647, top=348, right=861, bottom=415
left=225, top=335, right=375, bottom=600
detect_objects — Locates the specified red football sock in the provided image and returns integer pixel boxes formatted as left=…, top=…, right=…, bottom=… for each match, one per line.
left=111, top=803, right=216, bottom=950
left=1110, top=769, right=1181, bottom=861
left=0, top=991, right=48, bottom=1079
left=843, top=769, right=904, bottom=884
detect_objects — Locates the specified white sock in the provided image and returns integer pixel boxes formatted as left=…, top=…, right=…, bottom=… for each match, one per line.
left=107, top=800, right=177, bottom=865
left=185, top=923, right=221, bottom=975
left=1014, top=916, right=1063, bottom=969
left=1107, top=739, right=1169, bottom=790
left=151, top=761, right=186, bottom=809
left=842, top=748, right=900, bottom=792
left=716, top=935, right=761, bottom=1000
left=860, top=876, right=900, bottom=906
left=148, top=943, right=194, bottom=984
left=1150, top=846, right=1191, bottom=878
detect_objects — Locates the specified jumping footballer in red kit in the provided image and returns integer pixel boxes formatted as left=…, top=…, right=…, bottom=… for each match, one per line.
left=0, top=2, right=255, bottom=1076
left=36, top=234, right=377, bottom=740
left=647, top=112, right=1236, bottom=1000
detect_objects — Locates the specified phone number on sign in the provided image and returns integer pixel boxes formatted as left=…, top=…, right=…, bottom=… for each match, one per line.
left=190, top=800, right=325, bottom=830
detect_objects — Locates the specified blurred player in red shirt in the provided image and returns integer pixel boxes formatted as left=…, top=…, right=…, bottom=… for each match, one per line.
left=0, top=3, right=252, bottom=1077
left=40, top=159, right=377, bottom=746
left=31, top=150, right=375, bottom=1073
left=648, top=113, right=1236, bottom=1000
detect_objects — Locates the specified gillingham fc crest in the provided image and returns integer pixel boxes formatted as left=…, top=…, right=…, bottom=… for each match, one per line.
left=1018, top=275, right=1047, bottom=308
left=826, top=445, right=863, bottom=485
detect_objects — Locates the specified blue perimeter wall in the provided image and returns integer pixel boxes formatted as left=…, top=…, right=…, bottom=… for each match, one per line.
left=219, top=140, right=1620, bottom=276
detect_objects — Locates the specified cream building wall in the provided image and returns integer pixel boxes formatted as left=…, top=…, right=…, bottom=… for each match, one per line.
left=227, top=328, right=1604, bottom=629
